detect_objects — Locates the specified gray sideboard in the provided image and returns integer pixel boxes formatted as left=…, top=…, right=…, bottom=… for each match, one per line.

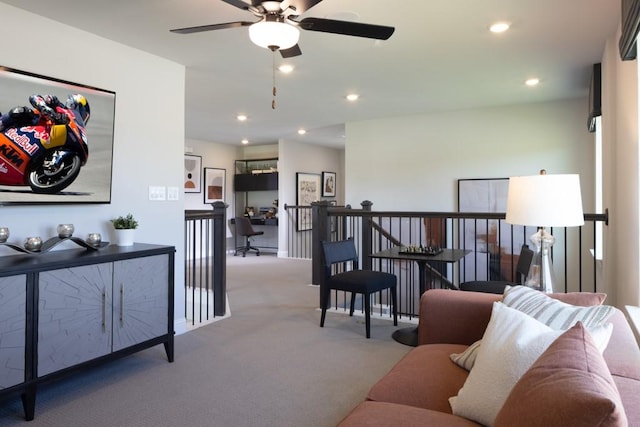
left=0, top=243, right=175, bottom=421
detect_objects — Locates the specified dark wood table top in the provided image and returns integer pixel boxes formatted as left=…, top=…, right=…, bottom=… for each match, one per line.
left=370, top=247, right=471, bottom=263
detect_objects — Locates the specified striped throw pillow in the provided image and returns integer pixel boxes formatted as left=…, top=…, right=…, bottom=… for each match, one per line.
left=450, top=286, right=615, bottom=371
left=502, top=285, right=615, bottom=329
left=450, top=340, right=481, bottom=371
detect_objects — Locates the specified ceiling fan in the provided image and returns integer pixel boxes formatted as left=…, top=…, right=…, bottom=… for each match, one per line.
left=170, top=0, right=395, bottom=58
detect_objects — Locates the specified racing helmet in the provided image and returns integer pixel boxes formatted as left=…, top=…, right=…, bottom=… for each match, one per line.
left=66, top=94, right=90, bottom=125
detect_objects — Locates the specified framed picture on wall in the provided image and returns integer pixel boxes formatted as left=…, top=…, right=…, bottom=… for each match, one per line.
left=296, top=172, right=321, bottom=231
left=203, top=167, right=226, bottom=204
left=322, top=171, right=336, bottom=197
left=184, top=154, right=201, bottom=193
left=458, top=178, right=525, bottom=282
left=0, top=66, right=116, bottom=205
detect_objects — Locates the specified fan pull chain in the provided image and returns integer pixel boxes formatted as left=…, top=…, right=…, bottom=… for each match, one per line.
left=272, top=50, right=277, bottom=110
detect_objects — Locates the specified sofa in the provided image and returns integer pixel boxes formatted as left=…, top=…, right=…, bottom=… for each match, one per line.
left=338, top=288, right=640, bottom=426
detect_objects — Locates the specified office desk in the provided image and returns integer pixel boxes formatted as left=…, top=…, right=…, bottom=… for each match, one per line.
left=370, top=247, right=470, bottom=346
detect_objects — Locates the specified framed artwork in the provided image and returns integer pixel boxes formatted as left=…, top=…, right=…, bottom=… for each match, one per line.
left=203, top=167, right=226, bottom=203
left=322, top=171, right=336, bottom=197
left=0, top=66, right=115, bottom=205
left=458, top=178, right=525, bottom=281
left=184, top=154, right=201, bottom=193
left=296, top=172, right=321, bottom=231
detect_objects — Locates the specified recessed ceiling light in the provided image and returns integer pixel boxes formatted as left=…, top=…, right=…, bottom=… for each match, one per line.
left=279, top=64, right=294, bottom=73
left=241, top=139, right=249, bottom=145
left=489, top=22, right=510, bottom=33
left=346, top=93, right=359, bottom=102
left=297, top=129, right=306, bottom=135
left=237, top=114, right=247, bottom=121
left=525, top=78, right=540, bottom=87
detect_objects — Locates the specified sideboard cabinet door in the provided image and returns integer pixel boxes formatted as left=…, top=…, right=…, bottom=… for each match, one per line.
left=37, top=264, right=113, bottom=377
left=112, top=255, right=169, bottom=352
left=0, top=275, right=26, bottom=389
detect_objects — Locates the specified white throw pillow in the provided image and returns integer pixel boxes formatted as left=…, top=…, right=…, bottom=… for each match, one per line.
left=450, top=324, right=612, bottom=371
left=450, top=286, right=615, bottom=371
left=450, top=302, right=567, bottom=426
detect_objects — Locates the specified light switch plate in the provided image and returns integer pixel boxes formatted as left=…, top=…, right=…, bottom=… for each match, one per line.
left=167, top=186, right=179, bottom=201
left=149, top=186, right=166, bottom=201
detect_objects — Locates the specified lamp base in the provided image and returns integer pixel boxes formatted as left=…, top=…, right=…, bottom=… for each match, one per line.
left=525, top=228, right=556, bottom=293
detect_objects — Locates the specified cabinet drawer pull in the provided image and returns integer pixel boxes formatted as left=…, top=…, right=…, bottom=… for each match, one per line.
left=102, top=288, right=106, bottom=332
left=120, top=283, right=124, bottom=326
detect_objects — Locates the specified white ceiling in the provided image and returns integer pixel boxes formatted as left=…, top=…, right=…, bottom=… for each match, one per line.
left=1, top=0, right=620, bottom=147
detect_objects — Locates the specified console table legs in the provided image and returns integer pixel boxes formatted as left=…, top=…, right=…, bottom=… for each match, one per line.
left=21, top=385, right=36, bottom=421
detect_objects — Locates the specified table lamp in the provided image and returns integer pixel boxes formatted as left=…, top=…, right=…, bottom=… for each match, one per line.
left=505, top=170, right=584, bottom=293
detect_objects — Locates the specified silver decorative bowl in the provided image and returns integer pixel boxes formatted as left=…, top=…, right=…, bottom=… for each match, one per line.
left=0, top=227, right=8, bottom=243
left=57, top=224, right=74, bottom=238
left=86, top=233, right=102, bottom=246
left=24, top=237, right=43, bottom=252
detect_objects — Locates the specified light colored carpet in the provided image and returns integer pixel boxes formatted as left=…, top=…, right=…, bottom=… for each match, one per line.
left=0, top=254, right=411, bottom=427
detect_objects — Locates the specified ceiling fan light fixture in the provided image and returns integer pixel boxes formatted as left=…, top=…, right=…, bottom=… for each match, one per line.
left=249, top=20, right=300, bottom=50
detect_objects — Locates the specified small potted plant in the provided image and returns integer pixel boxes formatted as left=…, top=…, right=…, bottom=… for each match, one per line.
left=110, top=213, right=138, bottom=246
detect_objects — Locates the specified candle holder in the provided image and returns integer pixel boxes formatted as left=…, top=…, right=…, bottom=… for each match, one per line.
left=0, top=227, right=8, bottom=243
left=86, top=233, right=102, bottom=247
left=0, top=231, right=109, bottom=255
left=24, top=237, right=43, bottom=252
left=57, top=224, right=75, bottom=238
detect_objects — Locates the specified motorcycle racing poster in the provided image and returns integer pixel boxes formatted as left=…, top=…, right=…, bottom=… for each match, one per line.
left=0, top=66, right=115, bottom=204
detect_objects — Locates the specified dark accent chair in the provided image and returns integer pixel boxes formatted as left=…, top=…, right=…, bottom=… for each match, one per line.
left=320, top=238, right=398, bottom=338
left=459, top=244, right=534, bottom=294
left=234, top=216, right=264, bottom=257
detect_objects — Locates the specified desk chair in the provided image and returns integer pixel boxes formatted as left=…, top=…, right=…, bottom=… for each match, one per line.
left=320, top=238, right=398, bottom=338
left=459, top=244, right=534, bottom=294
left=234, top=216, right=264, bottom=257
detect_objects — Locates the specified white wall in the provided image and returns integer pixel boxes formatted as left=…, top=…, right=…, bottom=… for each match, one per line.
left=346, top=99, right=595, bottom=212
left=601, top=28, right=640, bottom=308
left=0, top=5, right=188, bottom=332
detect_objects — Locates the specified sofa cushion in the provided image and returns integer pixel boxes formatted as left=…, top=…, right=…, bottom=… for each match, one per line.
left=367, top=343, right=469, bottom=413
left=450, top=302, right=566, bottom=426
left=602, top=309, right=640, bottom=381
left=613, top=375, right=640, bottom=426
left=493, top=323, right=627, bottom=427
left=337, top=401, right=482, bottom=427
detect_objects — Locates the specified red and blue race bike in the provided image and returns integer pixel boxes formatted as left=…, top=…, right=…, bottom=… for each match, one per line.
left=0, top=102, right=88, bottom=194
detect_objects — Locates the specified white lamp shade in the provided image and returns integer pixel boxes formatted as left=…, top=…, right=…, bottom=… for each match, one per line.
left=249, top=21, right=300, bottom=50
left=506, top=174, right=584, bottom=227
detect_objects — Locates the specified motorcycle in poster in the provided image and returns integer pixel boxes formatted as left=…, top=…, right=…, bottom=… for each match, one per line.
left=0, top=93, right=90, bottom=194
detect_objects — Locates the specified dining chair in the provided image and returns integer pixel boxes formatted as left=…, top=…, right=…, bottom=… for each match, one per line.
left=320, top=238, right=398, bottom=338
left=459, top=244, right=534, bottom=294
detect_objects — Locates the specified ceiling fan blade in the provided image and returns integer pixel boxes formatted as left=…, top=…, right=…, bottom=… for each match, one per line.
left=170, top=21, right=254, bottom=34
left=280, top=44, right=302, bottom=58
left=220, top=0, right=251, bottom=11
left=280, top=0, right=323, bottom=15
left=298, top=17, right=394, bottom=40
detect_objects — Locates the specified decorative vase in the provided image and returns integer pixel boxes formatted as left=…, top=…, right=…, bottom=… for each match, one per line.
left=115, top=229, right=135, bottom=246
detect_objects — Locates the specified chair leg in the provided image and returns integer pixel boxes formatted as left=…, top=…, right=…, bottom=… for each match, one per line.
left=349, top=293, right=356, bottom=316
left=391, top=286, right=398, bottom=326
left=320, top=287, right=330, bottom=327
left=364, top=293, right=371, bottom=338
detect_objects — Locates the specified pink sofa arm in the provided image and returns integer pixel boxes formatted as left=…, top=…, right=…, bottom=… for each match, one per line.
left=417, top=289, right=501, bottom=346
